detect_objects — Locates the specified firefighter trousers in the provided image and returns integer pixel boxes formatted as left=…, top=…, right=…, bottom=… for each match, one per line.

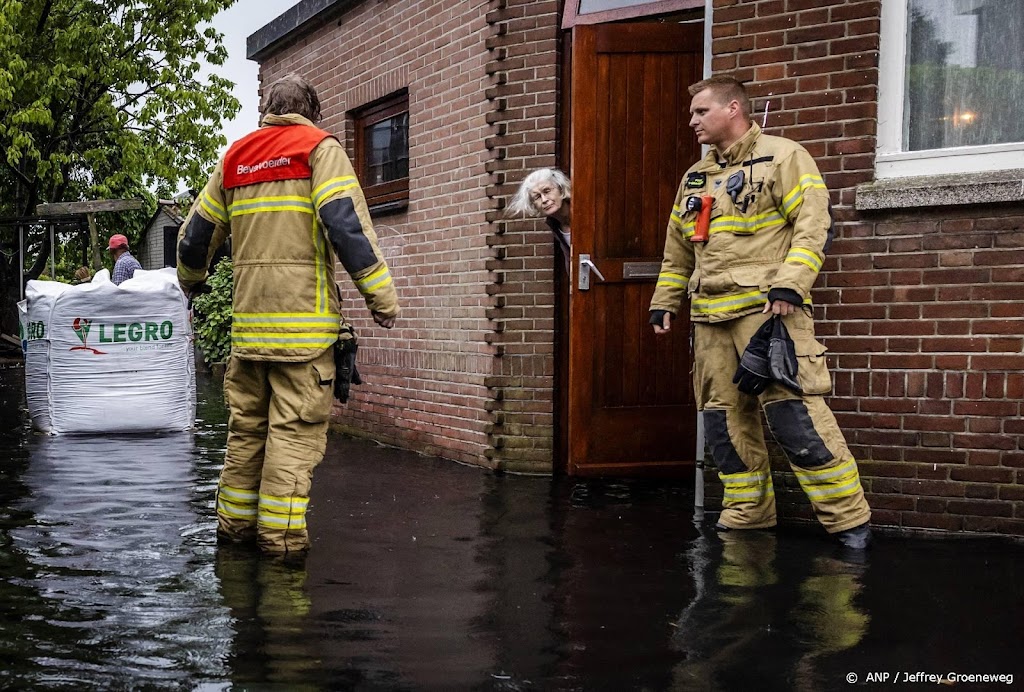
left=218, top=347, right=336, bottom=554
left=693, top=310, right=871, bottom=533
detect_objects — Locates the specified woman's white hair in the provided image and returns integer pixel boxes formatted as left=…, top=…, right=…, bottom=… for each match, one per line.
left=505, top=168, right=571, bottom=218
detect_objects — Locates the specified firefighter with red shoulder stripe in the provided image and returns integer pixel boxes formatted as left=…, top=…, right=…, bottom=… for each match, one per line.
left=649, top=76, right=871, bottom=550
left=177, top=73, right=399, bottom=555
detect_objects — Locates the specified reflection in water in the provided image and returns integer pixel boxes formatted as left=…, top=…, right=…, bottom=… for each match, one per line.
left=215, top=546, right=319, bottom=688
left=1, top=365, right=1023, bottom=689
left=9, top=433, right=231, bottom=687
left=790, top=556, right=869, bottom=691
left=671, top=529, right=869, bottom=691
left=546, top=479, right=697, bottom=690
left=300, top=445, right=501, bottom=690
left=0, top=365, right=231, bottom=689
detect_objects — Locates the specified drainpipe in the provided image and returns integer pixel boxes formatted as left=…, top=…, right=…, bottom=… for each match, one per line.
left=693, top=0, right=715, bottom=522
left=703, top=0, right=713, bottom=80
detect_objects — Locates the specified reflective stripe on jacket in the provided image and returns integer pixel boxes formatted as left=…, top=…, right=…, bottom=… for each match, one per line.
left=178, top=113, right=398, bottom=361
left=650, top=122, right=832, bottom=323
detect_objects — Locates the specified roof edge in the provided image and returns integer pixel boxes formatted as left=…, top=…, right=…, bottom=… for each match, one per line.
left=247, top=0, right=359, bottom=63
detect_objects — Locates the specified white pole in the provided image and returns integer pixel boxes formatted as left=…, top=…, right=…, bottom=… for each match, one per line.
left=696, top=0, right=713, bottom=520
left=18, top=225, right=24, bottom=301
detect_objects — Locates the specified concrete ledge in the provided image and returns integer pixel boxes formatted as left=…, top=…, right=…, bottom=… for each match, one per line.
left=855, top=168, right=1024, bottom=211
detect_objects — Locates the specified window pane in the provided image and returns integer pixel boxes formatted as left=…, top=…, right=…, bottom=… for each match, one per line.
left=364, top=111, right=409, bottom=185
left=904, top=0, right=1024, bottom=151
left=579, top=0, right=652, bottom=13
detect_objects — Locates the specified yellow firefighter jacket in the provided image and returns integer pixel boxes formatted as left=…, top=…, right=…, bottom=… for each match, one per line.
left=650, top=122, right=832, bottom=323
left=178, top=113, right=398, bottom=361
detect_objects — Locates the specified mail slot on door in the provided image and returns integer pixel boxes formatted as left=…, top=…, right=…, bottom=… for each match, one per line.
left=622, top=262, right=661, bottom=279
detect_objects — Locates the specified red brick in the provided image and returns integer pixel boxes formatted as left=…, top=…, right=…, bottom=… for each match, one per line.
left=965, top=484, right=999, bottom=500
left=716, top=35, right=756, bottom=53
left=972, top=354, right=1024, bottom=371
left=967, top=417, right=1002, bottom=434
left=917, top=498, right=948, bottom=513
left=830, top=2, right=880, bottom=22
left=796, top=43, right=829, bottom=60
left=904, top=448, right=966, bottom=466
left=1000, top=486, right=1024, bottom=501
left=843, top=119, right=875, bottom=137
left=846, top=18, right=881, bottom=37
left=715, top=3, right=756, bottom=21
left=786, top=0, right=828, bottom=10
left=901, top=415, right=965, bottom=433
left=787, top=56, right=844, bottom=76
left=903, top=513, right=964, bottom=531
left=962, top=516, right=1003, bottom=533
left=962, top=450, right=1003, bottom=466
left=786, top=24, right=845, bottom=44
left=951, top=433, right=1017, bottom=452
left=741, top=14, right=793, bottom=32
left=947, top=500, right=1013, bottom=517
left=950, top=466, right=1015, bottom=484
left=870, top=509, right=902, bottom=526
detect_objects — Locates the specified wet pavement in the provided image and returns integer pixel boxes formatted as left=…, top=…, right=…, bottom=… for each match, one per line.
left=0, top=362, right=1022, bottom=691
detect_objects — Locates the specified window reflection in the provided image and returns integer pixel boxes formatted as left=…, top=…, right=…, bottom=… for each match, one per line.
left=365, top=112, right=409, bottom=186
left=578, top=0, right=651, bottom=12
left=905, top=0, right=1024, bottom=150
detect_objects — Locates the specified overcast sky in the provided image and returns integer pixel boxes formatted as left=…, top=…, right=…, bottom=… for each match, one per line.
left=212, top=0, right=302, bottom=152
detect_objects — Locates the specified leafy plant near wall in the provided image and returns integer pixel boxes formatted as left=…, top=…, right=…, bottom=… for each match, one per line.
left=191, top=259, right=233, bottom=365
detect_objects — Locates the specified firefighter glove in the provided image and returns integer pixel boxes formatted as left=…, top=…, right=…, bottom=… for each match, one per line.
left=649, top=310, right=671, bottom=327
left=333, top=325, right=363, bottom=403
left=733, top=317, right=774, bottom=395
left=768, top=315, right=802, bottom=393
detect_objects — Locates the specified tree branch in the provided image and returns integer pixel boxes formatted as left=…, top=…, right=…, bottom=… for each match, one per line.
left=34, top=0, right=54, bottom=36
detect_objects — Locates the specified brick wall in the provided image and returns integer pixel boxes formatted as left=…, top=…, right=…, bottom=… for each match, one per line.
left=711, top=0, right=1024, bottom=536
left=256, top=0, right=562, bottom=471
left=481, top=0, right=563, bottom=472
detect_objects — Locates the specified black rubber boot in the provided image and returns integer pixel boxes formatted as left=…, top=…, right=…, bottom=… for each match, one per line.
left=835, top=523, right=872, bottom=550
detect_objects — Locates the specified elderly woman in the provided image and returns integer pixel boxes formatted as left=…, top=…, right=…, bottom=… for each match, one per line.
left=507, top=168, right=572, bottom=274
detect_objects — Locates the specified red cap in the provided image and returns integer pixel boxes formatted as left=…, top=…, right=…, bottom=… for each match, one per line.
left=107, top=234, right=129, bottom=250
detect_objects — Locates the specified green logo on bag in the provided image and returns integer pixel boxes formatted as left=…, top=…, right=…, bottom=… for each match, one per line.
left=69, top=318, right=174, bottom=354
left=25, top=321, right=45, bottom=340
left=70, top=317, right=106, bottom=355
left=97, top=320, right=174, bottom=343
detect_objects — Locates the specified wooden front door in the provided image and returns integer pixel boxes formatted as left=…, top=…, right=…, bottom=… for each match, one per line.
left=567, top=22, right=703, bottom=476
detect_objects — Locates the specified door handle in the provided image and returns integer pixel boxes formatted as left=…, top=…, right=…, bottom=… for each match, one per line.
left=578, top=254, right=606, bottom=291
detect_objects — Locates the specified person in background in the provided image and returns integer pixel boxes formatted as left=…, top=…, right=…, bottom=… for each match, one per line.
left=649, top=76, right=871, bottom=550
left=507, top=168, right=572, bottom=275
left=177, top=72, right=399, bottom=557
left=72, top=266, right=93, bottom=285
left=108, top=234, right=141, bottom=285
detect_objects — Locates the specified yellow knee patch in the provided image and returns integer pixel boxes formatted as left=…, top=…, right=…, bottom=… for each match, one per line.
left=719, top=469, right=775, bottom=508
left=258, top=493, right=309, bottom=530
left=793, top=459, right=863, bottom=501
left=218, top=484, right=258, bottom=520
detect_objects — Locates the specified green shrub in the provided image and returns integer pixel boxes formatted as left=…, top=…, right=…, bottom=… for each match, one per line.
left=191, top=259, right=233, bottom=365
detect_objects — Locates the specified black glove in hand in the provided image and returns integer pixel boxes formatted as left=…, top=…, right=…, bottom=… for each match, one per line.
left=733, top=317, right=775, bottom=395
left=333, top=327, right=362, bottom=403
left=649, top=310, right=671, bottom=327
left=768, top=315, right=802, bottom=393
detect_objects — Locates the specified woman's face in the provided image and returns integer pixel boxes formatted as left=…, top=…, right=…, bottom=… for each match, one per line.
left=529, top=179, right=565, bottom=218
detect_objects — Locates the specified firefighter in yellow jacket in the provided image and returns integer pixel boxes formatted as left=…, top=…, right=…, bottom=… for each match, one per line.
left=178, top=73, right=399, bottom=555
left=649, top=76, right=871, bottom=550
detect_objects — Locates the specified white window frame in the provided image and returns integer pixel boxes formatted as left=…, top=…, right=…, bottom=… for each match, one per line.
left=876, top=0, right=1024, bottom=179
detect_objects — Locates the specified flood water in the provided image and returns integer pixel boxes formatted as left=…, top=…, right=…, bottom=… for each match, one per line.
left=0, top=362, right=1021, bottom=691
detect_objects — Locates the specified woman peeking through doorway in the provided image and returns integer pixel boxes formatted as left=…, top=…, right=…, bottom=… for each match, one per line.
left=507, top=168, right=572, bottom=275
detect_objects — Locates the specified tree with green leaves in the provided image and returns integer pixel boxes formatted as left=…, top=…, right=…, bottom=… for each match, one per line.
left=0, top=0, right=239, bottom=338
left=191, top=257, right=232, bottom=365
